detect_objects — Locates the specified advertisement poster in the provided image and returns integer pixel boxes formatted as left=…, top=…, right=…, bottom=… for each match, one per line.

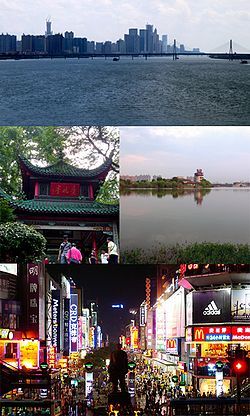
left=70, top=293, right=78, bottom=353
left=193, top=289, right=231, bottom=324
left=231, top=289, right=250, bottom=321
left=52, top=290, right=60, bottom=352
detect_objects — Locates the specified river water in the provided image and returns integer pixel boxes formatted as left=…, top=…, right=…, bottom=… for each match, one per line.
left=0, top=57, right=249, bottom=125
left=120, top=188, right=250, bottom=249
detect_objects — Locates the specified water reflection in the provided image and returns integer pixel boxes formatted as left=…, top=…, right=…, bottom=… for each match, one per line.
left=120, top=188, right=211, bottom=205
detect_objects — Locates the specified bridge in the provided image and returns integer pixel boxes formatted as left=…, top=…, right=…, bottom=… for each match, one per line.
left=0, top=40, right=249, bottom=61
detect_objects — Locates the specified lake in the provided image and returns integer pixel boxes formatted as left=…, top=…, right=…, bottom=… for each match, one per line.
left=120, top=188, right=250, bottom=249
left=0, top=57, right=249, bottom=125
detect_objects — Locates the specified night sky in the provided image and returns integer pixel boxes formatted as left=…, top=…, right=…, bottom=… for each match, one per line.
left=46, top=265, right=157, bottom=341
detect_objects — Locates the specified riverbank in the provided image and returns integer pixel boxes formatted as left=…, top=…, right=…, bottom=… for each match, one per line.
left=121, top=242, right=250, bottom=264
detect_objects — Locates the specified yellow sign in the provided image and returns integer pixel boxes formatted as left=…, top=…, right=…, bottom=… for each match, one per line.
left=201, top=343, right=228, bottom=358
left=20, top=340, right=39, bottom=368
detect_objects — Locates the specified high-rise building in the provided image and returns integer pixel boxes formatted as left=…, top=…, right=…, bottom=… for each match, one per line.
left=73, top=37, right=87, bottom=54
left=0, top=34, right=16, bottom=53
left=45, top=19, right=53, bottom=37
left=125, top=28, right=139, bottom=53
left=95, top=42, right=104, bottom=54
left=104, top=41, right=112, bottom=54
left=87, top=41, right=95, bottom=53
left=162, top=35, right=168, bottom=53
left=139, top=29, right=147, bottom=53
left=145, top=24, right=153, bottom=53
left=116, top=39, right=125, bottom=54
left=64, top=31, right=74, bottom=53
left=46, top=34, right=64, bottom=55
left=152, top=28, right=160, bottom=53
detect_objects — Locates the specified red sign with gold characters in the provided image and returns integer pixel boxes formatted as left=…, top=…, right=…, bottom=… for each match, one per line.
left=50, top=182, right=80, bottom=197
left=27, top=264, right=40, bottom=339
left=232, top=326, right=250, bottom=341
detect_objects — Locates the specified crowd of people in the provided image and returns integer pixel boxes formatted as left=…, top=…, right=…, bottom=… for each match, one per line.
left=58, top=235, right=119, bottom=264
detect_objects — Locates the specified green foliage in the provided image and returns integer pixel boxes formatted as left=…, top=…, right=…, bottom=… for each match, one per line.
left=0, top=222, right=46, bottom=262
left=200, top=178, right=212, bottom=187
left=0, top=127, right=66, bottom=196
left=0, top=200, right=16, bottom=223
left=178, top=242, right=250, bottom=263
left=0, top=126, right=119, bottom=202
left=96, top=179, right=119, bottom=204
left=121, top=242, right=250, bottom=264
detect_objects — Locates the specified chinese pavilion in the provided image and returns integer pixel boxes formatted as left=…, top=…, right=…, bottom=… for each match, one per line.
left=0, top=155, right=119, bottom=261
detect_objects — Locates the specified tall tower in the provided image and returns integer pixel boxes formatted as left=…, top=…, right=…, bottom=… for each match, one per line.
left=229, top=39, right=233, bottom=61
left=45, top=19, right=53, bottom=37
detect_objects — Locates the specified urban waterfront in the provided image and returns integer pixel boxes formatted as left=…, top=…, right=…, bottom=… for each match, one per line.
left=120, top=188, right=250, bottom=250
left=0, top=264, right=249, bottom=415
left=0, top=57, right=249, bottom=125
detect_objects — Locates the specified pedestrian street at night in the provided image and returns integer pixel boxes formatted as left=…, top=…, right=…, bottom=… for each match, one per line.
left=0, top=264, right=249, bottom=415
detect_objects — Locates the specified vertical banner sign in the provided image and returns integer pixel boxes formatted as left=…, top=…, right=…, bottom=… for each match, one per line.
left=27, top=264, right=40, bottom=338
left=140, top=304, right=146, bottom=326
left=64, top=298, right=70, bottom=356
left=216, top=370, right=224, bottom=397
left=70, top=294, right=78, bottom=353
left=85, top=371, right=93, bottom=398
left=52, top=290, right=60, bottom=352
left=47, top=346, right=56, bottom=368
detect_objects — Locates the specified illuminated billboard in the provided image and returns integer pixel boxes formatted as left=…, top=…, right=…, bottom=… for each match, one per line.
left=52, top=290, right=60, bottom=353
left=193, top=289, right=231, bottom=324
left=20, top=340, right=39, bottom=368
left=70, top=293, right=78, bottom=353
left=231, top=289, right=250, bottom=321
left=164, top=287, right=185, bottom=338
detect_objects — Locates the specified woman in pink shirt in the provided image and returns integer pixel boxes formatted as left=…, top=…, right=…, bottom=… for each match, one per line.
left=66, top=243, right=83, bottom=264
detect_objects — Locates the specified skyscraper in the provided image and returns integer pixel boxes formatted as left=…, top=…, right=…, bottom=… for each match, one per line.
left=145, top=24, right=153, bottom=53
left=45, top=19, right=53, bottom=37
left=139, top=29, right=147, bottom=53
left=162, top=35, right=168, bottom=53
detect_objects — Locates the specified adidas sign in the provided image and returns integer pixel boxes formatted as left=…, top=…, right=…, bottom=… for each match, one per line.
left=203, top=300, right=221, bottom=315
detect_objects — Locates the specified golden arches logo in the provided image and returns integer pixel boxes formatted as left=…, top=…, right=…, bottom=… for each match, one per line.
left=195, top=329, right=205, bottom=340
left=167, top=339, right=176, bottom=348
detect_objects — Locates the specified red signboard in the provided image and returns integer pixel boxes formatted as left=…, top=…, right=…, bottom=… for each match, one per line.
left=27, top=264, right=40, bottom=338
left=193, top=326, right=231, bottom=342
left=50, top=182, right=80, bottom=197
left=193, top=325, right=250, bottom=342
left=232, top=326, right=250, bottom=341
left=166, top=339, right=178, bottom=354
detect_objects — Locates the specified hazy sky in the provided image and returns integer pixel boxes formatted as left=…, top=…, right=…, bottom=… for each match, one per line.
left=1, top=0, right=249, bottom=51
left=120, top=127, right=250, bottom=182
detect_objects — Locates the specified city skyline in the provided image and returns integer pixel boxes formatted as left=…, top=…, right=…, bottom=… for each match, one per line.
left=120, top=127, right=250, bottom=182
left=1, top=0, right=249, bottom=51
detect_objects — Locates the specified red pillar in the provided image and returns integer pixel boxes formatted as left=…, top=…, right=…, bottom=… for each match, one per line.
left=92, top=232, right=98, bottom=263
left=89, top=184, right=94, bottom=200
left=35, top=181, right=39, bottom=197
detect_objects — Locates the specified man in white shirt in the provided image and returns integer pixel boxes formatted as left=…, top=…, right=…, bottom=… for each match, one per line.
left=107, top=237, right=119, bottom=264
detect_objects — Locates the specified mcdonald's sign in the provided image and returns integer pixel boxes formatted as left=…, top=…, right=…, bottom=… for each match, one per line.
left=193, top=326, right=232, bottom=342
left=194, top=328, right=205, bottom=341
left=166, top=338, right=178, bottom=354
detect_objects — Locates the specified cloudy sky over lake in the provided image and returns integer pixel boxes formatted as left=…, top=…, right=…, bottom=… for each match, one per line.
left=1, top=0, right=249, bottom=51
left=120, top=127, right=250, bottom=182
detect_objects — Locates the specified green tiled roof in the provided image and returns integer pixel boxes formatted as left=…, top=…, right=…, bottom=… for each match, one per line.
left=0, top=188, right=118, bottom=216
left=19, top=154, right=113, bottom=178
